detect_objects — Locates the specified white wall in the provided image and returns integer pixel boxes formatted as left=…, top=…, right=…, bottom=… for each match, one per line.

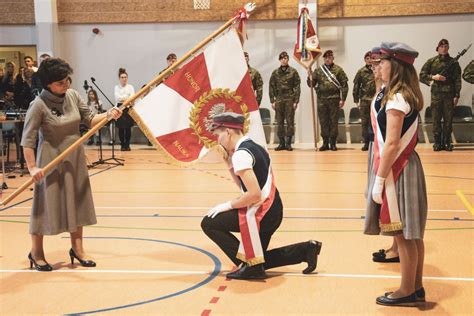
left=1, top=14, right=472, bottom=144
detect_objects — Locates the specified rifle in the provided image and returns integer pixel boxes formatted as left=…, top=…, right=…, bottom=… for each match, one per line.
left=440, top=43, right=471, bottom=77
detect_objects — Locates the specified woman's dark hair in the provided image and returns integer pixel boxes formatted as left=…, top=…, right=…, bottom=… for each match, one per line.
left=37, top=58, right=73, bottom=89
left=118, top=67, right=127, bottom=78
left=87, top=89, right=99, bottom=105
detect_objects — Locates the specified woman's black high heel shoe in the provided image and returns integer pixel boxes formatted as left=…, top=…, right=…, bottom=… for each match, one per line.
left=69, top=248, right=96, bottom=267
left=28, top=253, right=53, bottom=272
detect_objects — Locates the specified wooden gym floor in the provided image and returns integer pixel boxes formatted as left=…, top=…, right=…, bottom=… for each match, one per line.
left=0, top=143, right=473, bottom=315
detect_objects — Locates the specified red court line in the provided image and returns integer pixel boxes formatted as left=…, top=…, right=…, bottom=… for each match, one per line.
left=210, top=297, right=220, bottom=304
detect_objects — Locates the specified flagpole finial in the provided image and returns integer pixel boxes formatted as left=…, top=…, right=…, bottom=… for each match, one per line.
left=244, top=2, right=256, bottom=14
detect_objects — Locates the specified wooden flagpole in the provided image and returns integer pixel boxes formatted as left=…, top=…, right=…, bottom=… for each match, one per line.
left=0, top=3, right=256, bottom=206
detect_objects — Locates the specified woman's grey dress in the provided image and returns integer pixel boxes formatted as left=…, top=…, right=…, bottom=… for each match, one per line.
left=21, top=89, right=96, bottom=235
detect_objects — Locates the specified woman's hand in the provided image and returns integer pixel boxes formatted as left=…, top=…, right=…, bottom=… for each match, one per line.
left=29, top=166, right=45, bottom=183
left=107, top=107, right=122, bottom=120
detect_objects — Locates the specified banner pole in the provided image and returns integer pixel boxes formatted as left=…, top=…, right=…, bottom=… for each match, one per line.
left=1, top=4, right=255, bottom=206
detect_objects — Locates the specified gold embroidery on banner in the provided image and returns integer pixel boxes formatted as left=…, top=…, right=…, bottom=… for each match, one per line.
left=172, top=140, right=190, bottom=158
left=185, top=72, right=201, bottom=93
left=189, top=88, right=249, bottom=149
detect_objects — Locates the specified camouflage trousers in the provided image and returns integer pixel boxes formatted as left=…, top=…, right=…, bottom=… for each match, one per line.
left=275, top=99, right=296, bottom=137
left=317, top=98, right=340, bottom=140
left=359, top=100, right=371, bottom=142
left=431, top=92, right=454, bottom=141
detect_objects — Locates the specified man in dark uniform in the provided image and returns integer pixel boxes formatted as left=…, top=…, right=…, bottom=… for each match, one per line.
left=244, top=52, right=263, bottom=106
left=420, top=39, right=462, bottom=151
left=353, top=51, right=376, bottom=151
left=307, top=50, right=348, bottom=151
left=269, top=51, right=301, bottom=151
left=201, top=112, right=322, bottom=280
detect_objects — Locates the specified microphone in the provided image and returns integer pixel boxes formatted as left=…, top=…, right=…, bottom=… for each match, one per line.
left=83, top=80, right=90, bottom=91
left=91, top=77, right=96, bottom=82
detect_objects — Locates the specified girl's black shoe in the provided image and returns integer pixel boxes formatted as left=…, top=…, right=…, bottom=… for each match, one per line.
left=28, top=253, right=53, bottom=272
left=69, top=248, right=96, bottom=267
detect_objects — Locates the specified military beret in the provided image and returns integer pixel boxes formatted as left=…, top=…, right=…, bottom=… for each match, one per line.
left=210, top=112, right=245, bottom=131
left=436, top=39, right=449, bottom=51
left=322, top=50, right=334, bottom=58
left=166, top=53, right=177, bottom=60
left=380, top=42, right=418, bottom=65
left=364, top=51, right=371, bottom=59
left=279, top=51, right=289, bottom=60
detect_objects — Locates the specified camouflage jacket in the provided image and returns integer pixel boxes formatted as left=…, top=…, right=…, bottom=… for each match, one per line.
left=269, top=65, right=301, bottom=103
left=248, top=66, right=263, bottom=105
left=462, top=60, right=474, bottom=84
left=420, top=54, right=462, bottom=97
left=353, top=65, right=375, bottom=103
left=159, top=66, right=176, bottom=82
left=307, top=63, right=348, bottom=100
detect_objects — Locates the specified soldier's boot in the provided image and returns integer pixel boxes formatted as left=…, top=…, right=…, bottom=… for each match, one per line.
left=329, top=138, right=337, bottom=151
left=319, top=138, right=329, bottom=151
left=286, top=137, right=293, bottom=151
left=433, top=135, right=443, bottom=151
left=444, top=134, right=453, bottom=152
left=361, top=141, right=369, bottom=151
left=275, top=137, right=286, bottom=151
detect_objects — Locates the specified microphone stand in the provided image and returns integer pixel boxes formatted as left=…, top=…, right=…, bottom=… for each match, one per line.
left=88, top=78, right=124, bottom=167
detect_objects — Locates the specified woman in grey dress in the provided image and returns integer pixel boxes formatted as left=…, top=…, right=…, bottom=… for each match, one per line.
left=21, top=58, right=121, bottom=271
left=365, top=43, right=428, bottom=306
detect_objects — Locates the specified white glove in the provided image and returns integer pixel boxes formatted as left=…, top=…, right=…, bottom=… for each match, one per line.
left=207, top=201, right=233, bottom=218
left=372, top=176, right=385, bottom=204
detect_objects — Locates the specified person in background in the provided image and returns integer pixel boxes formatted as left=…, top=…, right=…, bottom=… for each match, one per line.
left=244, top=51, right=263, bottom=106
left=420, top=39, right=461, bottom=151
left=114, top=67, right=135, bottom=151
left=24, top=55, right=38, bottom=72
left=307, top=50, right=348, bottom=151
left=269, top=51, right=301, bottom=151
left=353, top=51, right=376, bottom=151
left=86, top=89, right=104, bottom=145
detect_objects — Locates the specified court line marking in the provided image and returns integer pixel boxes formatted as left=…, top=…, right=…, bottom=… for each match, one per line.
left=1, top=206, right=468, bottom=213
left=456, top=190, right=474, bottom=215
left=0, top=219, right=472, bottom=233
left=0, top=269, right=471, bottom=282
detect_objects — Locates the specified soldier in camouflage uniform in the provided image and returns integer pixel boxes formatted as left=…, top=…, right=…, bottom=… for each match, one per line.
left=244, top=52, right=263, bottom=106
left=462, top=60, right=474, bottom=84
left=269, top=51, right=301, bottom=151
left=307, top=50, right=348, bottom=151
left=420, top=39, right=461, bottom=151
left=353, top=51, right=376, bottom=151
left=159, top=53, right=178, bottom=81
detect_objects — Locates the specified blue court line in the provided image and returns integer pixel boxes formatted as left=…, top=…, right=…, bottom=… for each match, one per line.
left=2, top=214, right=471, bottom=222
left=65, top=236, right=221, bottom=315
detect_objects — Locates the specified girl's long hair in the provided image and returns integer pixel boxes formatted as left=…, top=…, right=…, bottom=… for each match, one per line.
left=382, top=58, right=424, bottom=112
left=87, top=89, right=99, bottom=105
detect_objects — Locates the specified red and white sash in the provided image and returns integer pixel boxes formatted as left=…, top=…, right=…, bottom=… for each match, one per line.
left=371, top=97, right=418, bottom=232
left=236, top=166, right=277, bottom=265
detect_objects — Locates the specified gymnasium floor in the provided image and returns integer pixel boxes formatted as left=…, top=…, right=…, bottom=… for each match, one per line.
left=0, top=144, right=473, bottom=315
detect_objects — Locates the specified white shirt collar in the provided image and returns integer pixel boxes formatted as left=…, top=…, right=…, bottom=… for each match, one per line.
left=234, top=135, right=250, bottom=152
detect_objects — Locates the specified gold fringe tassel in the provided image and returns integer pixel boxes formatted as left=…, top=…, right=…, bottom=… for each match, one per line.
left=380, top=221, right=403, bottom=233
left=236, top=252, right=265, bottom=266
